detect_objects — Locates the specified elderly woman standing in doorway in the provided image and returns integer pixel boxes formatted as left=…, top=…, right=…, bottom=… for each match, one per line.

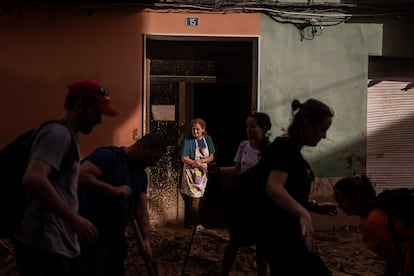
left=181, top=118, right=215, bottom=230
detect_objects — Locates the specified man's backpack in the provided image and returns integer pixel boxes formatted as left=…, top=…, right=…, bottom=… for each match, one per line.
left=375, top=188, right=414, bottom=228
left=0, top=119, right=77, bottom=238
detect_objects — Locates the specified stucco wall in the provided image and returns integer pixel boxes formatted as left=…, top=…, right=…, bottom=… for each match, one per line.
left=0, top=6, right=388, bottom=228
left=0, top=8, right=261, bottom=157
left=259, top=14, right=381, bottom=177
left=258, top=17, right=385, bottom=230
left=0, top=9, right=143, bottom=156
left=0, top=7, right=262, bottom=226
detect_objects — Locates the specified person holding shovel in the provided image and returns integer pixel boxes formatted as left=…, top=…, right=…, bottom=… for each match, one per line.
left=255, top=99, right=338, bottom=275
left=78, top=133, right=166, bottom=276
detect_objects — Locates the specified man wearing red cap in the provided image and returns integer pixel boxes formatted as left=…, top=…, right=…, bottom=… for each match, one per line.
left=13, top=79, right=119, bottom=276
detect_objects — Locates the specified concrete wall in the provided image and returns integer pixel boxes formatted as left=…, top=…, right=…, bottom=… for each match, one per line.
left=258, top=16, right=386, bottom=230
left=259, top=15, right=384, bottom=177
left=382, top=18, right=414, bottom=58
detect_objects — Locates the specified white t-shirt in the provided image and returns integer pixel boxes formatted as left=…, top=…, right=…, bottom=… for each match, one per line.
left=233, top=140, right=261, bottom=173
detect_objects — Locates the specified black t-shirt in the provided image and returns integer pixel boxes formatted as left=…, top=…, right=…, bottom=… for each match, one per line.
left=257, top=136, right=314, bottom=236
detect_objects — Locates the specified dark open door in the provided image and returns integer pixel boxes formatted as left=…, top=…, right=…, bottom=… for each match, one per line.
left=145, top=36, right=258, bottom=227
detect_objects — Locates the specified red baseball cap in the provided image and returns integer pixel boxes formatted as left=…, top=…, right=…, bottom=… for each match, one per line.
left=68, top=79, right=120, bottom=117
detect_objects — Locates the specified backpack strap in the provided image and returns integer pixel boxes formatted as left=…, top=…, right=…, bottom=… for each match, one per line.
left=386, top=213, right=414, bottom=274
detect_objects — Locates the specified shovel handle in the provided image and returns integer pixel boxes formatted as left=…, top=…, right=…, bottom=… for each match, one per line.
left=181, top=226, right=198, bottom=275
left=131, top=217, right=156, bottom=276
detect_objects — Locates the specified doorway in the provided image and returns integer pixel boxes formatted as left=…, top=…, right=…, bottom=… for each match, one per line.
left=145, top=36, right=258, bottom=225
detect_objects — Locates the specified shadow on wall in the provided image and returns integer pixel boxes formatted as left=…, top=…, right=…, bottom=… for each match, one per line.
left=196, top=109, right=414, bottom=230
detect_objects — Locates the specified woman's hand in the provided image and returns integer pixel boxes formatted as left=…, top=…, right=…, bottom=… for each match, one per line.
left=193, top=159, right=208, bottom=173
left=300, top=211, right=315, bottom=253
left=112, top=185, right=133, bottom=198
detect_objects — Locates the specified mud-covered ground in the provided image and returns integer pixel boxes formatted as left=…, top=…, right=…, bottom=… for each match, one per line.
left=0, top=223, right=385, bottom=276
left=126, top=223, right=385, bottom=276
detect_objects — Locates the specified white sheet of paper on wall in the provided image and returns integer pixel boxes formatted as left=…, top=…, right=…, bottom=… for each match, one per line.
left=151, top=105, right=175, bottom=121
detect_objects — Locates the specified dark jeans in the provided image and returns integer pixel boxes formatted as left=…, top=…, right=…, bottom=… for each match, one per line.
left=81, top=236, right=127, bottom=276
left=13, top=239, right=86, bottom=276
left=257, top=235, right=332, bottom=276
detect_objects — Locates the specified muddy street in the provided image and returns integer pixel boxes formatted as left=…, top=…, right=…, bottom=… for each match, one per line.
left=0, top=222, right=385, bottom=276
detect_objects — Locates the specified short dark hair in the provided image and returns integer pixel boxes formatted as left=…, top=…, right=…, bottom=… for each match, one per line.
left=137, top=133, right=167, bottom=152
left=334, top=175, right=376, bottom=203
left=248, top=112, right=272, bottom=153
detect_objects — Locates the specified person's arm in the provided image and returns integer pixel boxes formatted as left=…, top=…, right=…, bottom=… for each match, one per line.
left=135, top=192, right=152, bottom=262
left=220, top=141, right=244, bottom=175
left=181, top=138, right=195, bottom=166
left=308, top=200, right=338, bottom=216
left=363, top=217, right=402, bottom=276
left=22, top=160, right=98, bottom=244
left=78, top=160, right=132, bottom=198
left=266, top=170, right=314, bottom=252
left=201, top=153, right=214, bottom=164
left=219, top=162, right=241, bottom=175
left=372, top=240, right=402, bottom=276
left=202, top=135, right=215, bottom=164
left=182, top=156, right=195, bottom=166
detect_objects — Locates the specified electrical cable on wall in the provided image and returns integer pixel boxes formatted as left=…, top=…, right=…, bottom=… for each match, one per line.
left=151, top=2, right=353, bottom=40
left=2, top=0, right=410, bottom=40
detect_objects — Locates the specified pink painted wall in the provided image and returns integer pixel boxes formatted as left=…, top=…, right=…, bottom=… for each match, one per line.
left=0, top=7, right=260, bottom=157
left=139, top=10, right=261, bottom=35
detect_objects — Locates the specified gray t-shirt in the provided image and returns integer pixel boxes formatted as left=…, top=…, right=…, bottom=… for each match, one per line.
left=16, top=122, right=81, bottom=258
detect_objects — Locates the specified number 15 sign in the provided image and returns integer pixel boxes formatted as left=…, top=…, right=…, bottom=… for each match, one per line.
left=186, top=18, right=199, bottom=26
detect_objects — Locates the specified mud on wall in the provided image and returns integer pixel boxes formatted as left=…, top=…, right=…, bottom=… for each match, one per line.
left=147, top=145, right=183, bottom=226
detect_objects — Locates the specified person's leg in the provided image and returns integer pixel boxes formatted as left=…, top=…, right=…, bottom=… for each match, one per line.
left=305, top=253, right=332, bottom=276
left=104, top=237, right=127, bottom=276
left=190, top=197, right=201, bottom=226
left=256, top=251, right=269, bottom=276
left=41, top=253, right=86, bottom=276
left=220, top=239, right=239, bottom=276
left=14, top=240, right=85, bottom=276
left=182, top=194, right=192, bottom=228
left=81, top=239, right=107, bottom=276
left=257, top=237, right=305, bottom=276
left=13, top=239, right=44, bottom=276
left=262, top=240, right=331, bottom=276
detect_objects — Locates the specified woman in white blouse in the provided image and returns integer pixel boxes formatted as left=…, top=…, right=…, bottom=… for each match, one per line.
left=220, top=112, right=272, bottom=276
